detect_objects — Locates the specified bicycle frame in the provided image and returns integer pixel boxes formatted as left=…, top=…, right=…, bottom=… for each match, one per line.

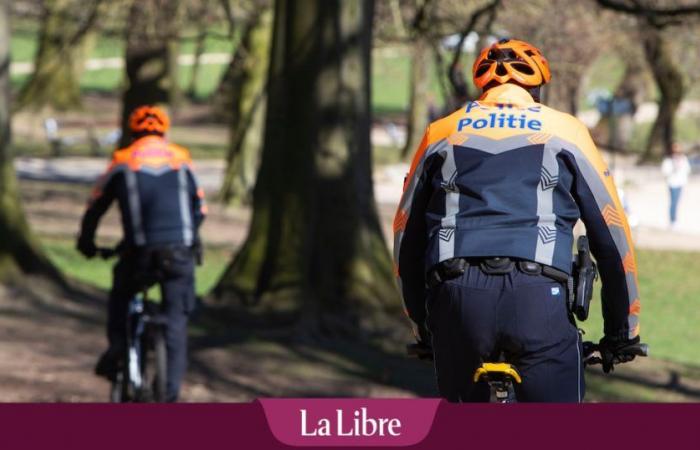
left=120, top=291, right=168, bottom=402
left=98, top=247, right=169, bottom=402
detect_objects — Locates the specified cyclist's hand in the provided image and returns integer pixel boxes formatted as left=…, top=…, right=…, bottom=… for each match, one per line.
left=598, top=335, right=640, bottom=373
left=76, top=237, right=97, bottom=259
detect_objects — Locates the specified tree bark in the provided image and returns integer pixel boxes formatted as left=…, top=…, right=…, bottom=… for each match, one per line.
left=118, top=0, right=182, bottom=148
left=214, top=0, right=401, bottom=338
left=642, top=27, right=684, bottom=161
left=16, top=0, right=100, bottom=111
left=401, top=4, right=430, bottom=158
left=0, top=1, right=60, bottom=280
left=219, top=6, right=273, bottom=206
left=401, top=37, right=429, bottom=157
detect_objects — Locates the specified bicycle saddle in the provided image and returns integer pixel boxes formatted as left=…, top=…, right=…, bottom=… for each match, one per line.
left=473, top=363, right=522, bottom=384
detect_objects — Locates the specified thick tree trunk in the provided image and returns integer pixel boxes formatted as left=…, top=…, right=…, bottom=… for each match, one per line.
left=401, top=35, right=429, bottom=157
left=16, top=0, right=99, bottom=111
left=0, top=2, right=60, bottom=280
left=642, top=27, right=684, bottom=161
left=118, top=0, right=182, bottom=148
left=219, top=6, right=273, bottom=206
left=214, top=0, right=401, bottom=337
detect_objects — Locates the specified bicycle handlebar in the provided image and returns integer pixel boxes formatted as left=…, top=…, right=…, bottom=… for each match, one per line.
left=406, top=341, right=649, bottom=367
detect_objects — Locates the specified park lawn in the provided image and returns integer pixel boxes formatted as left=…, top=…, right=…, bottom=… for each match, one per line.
left=580, top=249, right=700, bottom=367
left=40, top=236, right=231, bottom=299
left=39, top=233, right=700, bottom=368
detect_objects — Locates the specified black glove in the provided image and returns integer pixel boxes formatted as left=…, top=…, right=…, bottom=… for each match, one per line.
left=598, top=335, right=640, bottom=373
left=76, top=236, right=97, bottom=259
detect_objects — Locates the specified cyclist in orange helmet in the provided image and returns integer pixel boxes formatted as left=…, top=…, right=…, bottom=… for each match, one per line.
left=77, top=105, right=206, bottom=402
left=395, top=39, right=642, bottom=402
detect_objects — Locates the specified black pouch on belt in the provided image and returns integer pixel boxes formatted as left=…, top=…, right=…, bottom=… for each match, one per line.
left=480, top=257, right=515, bottom=274
left=427, top=258, right=468, bottom=287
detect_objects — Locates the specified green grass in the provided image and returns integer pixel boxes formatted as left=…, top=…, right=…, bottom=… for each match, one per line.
left=580, top=249, right=700, bottom=367
left=40, top=236, right=232, bottom=299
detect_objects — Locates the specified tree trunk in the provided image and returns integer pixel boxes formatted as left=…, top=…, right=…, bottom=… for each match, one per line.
left=401, top=34, right=429, bottom=157
left=592, top=56, right=647, bottom=149
left=642, top=26, right=684, bottom=161
left=186, top=28, right=207, bottom=99
left=219, top=6, right=273, bottom=206
left=213, top=0, right=401, bottom=338
left=118, top=0, right=182, bottom=148
left=16, top=0, right=99, bottom=111
left=0, top=1, right=60, bottom=280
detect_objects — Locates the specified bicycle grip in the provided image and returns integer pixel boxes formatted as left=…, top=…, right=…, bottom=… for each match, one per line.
left=629, top=343, right=649, bottom=357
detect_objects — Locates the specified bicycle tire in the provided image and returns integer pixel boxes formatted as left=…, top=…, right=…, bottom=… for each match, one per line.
left=152, top=328, right=168, bottom=402
left=110, top=371, right=127, bottom=402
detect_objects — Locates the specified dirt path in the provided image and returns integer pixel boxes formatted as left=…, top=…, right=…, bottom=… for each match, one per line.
left=0, top=278, right=427, bottom=402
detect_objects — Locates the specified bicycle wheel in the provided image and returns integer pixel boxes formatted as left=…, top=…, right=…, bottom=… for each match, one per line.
left=110, top=371, right=128, bottom=402
left=110, top=352, right=131, bottom=402
left=152, top=328, right=168, bottom=402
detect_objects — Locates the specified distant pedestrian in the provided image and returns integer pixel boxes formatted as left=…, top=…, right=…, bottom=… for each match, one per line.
left=661, top=143, right=691, bottom=229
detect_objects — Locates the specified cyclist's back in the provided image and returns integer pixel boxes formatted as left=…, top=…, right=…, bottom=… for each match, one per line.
left=404, top=83, right=634, bottom=278
left=83, top=135, right=205, bottom=248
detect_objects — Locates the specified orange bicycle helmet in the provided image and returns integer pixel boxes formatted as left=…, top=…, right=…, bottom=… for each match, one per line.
left=472, top=39, right=551, bottom=90
left=128, top=105, right=170, bottom=135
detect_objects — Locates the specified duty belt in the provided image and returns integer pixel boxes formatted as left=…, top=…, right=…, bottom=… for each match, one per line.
left=427, top=257, right=569, bottom=288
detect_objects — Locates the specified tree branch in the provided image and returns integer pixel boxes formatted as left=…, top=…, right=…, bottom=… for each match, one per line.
left=596, top=0, right=700, bottom=17
left=596, top=0, right=700, bottom=28
left=448, top=0, right=501, bottom=100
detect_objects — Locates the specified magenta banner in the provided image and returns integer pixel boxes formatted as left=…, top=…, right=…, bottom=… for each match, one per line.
left=259, top=398, right=440, bottom=446
left=0, top=401, right=697, bottom=449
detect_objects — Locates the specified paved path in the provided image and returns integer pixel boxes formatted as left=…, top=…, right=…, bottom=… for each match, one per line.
left=15, top=156, right=700, bottom=251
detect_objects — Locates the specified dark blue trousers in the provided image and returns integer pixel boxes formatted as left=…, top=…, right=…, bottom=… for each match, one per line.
left=109, top=246, right=195, bottom=402
left=427, top=265, right=584, bottom=402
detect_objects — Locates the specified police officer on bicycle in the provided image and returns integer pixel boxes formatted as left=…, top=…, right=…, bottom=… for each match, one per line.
left=394, top=39, right=642, bottom=402
left=77, top=105, right=206, bottom=402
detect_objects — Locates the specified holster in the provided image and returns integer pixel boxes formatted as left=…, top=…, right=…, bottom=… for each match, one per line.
left=570, top=235, right=598, bottom=321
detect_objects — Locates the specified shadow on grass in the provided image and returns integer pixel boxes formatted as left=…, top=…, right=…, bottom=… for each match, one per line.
left=187, top=303, right=437, bottom=398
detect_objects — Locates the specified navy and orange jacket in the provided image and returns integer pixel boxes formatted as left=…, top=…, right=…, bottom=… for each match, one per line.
left=393, top=84, right=640, bottom=340
left=79, top=135, right=207, bottom=248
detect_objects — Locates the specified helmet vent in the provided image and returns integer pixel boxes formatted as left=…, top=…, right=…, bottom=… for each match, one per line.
left=511, top=62, right=535, bottom=75
left=475, top=63, right=492, bottom=77
left=495, top=63, right=508, bottom=76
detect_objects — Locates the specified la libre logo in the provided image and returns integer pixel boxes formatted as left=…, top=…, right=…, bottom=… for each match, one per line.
left=300, top=407, right=402, bottom=437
